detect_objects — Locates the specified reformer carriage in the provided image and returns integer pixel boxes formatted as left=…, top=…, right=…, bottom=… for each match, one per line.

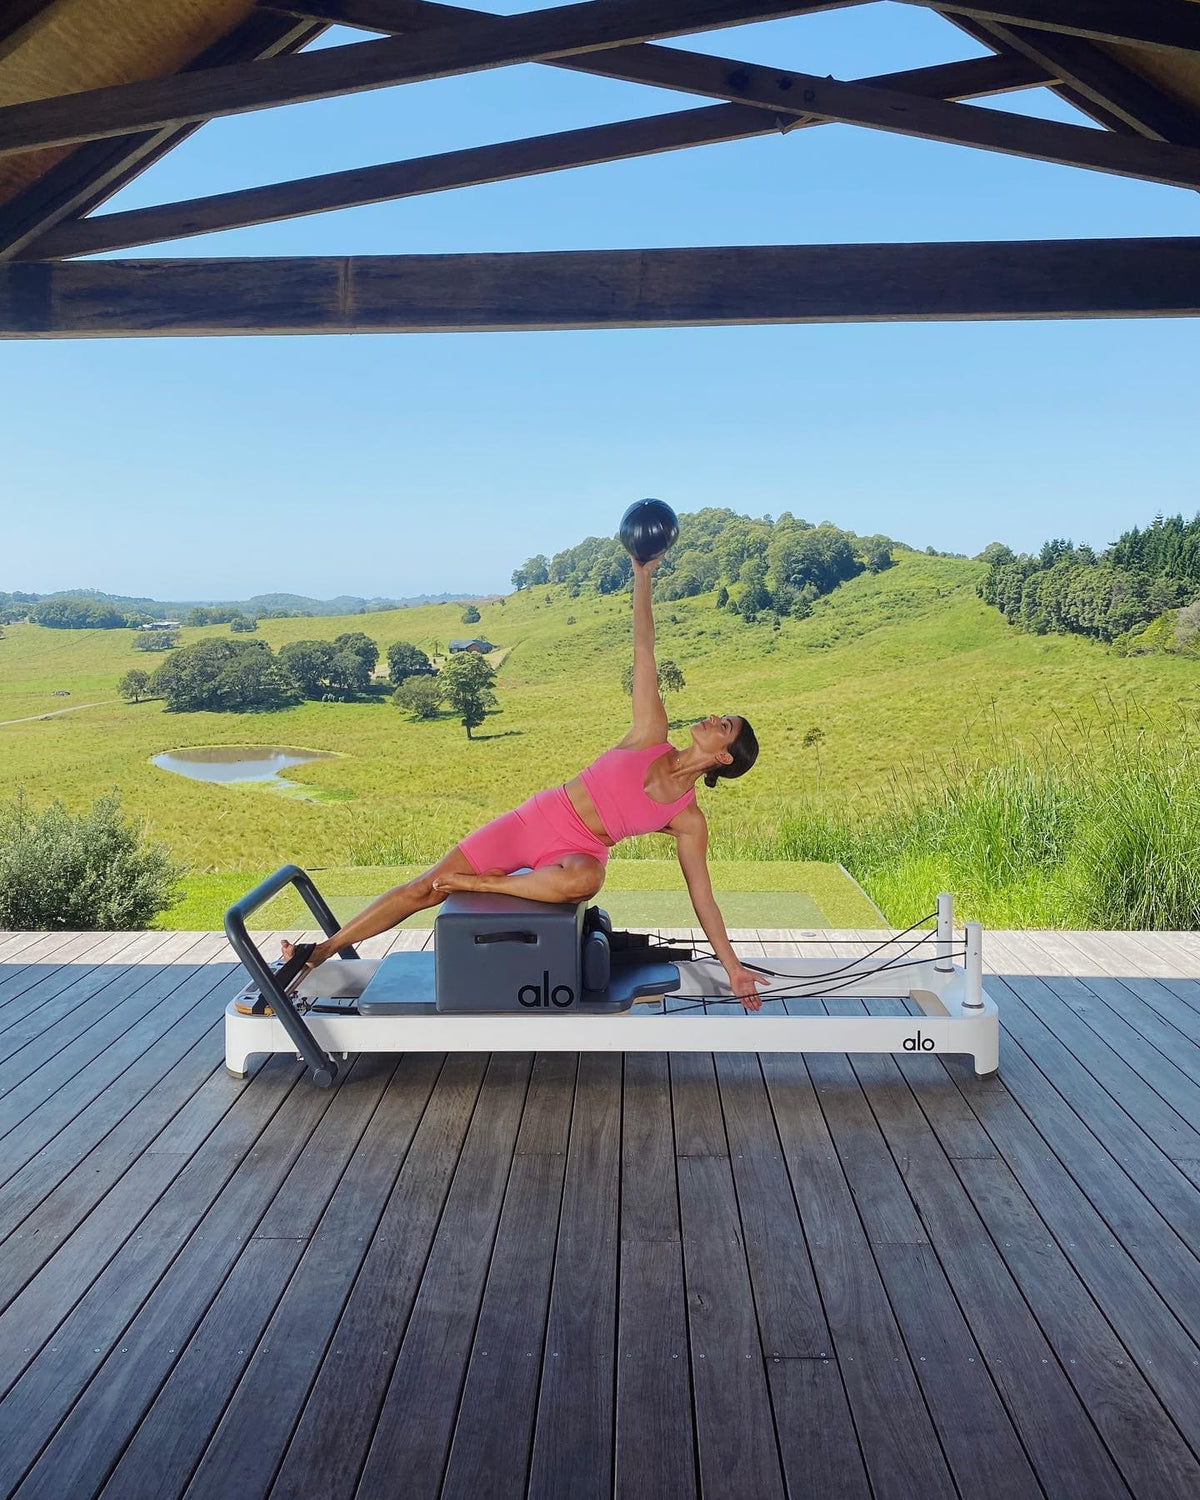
left=224, top=865, right=1000, bottom=1086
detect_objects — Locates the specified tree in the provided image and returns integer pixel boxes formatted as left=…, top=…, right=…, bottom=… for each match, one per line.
left=387, top=640, right=433, bottom=684
left=440, top=651, right=497, bottom=739
left=118, top=669, right=152, bottom=704
left=135, top=630, right=179, bottom=652
left=1175, top=600, right=1200, bottom=652
left=230, top=614, right=258, bottom=632
left=328, top=648, right=370, bottom=696
left=279, top=639, right=338, bottom=698
left=461, top=604, right=481, bottom=624
left=393, top=678, right=445, bottom=719
left=150, top=639, right=299, bottom=712
left=976, top=542, right=1016, bottom=567
left=621, top=659, right=686, bottom=696
left=334, top=631, right=379, bottom=675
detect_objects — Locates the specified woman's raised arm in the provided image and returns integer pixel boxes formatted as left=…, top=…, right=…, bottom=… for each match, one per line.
left=621, top=556, right=668, bottom=746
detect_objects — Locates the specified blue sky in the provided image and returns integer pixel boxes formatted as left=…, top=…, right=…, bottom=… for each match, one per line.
left=3, top=2, right=1198, bottom=601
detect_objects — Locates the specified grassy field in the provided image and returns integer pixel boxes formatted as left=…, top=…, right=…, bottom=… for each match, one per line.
left=3, top=550, right=1198, bottom=927
left=167, top=861, right=882, bottom=931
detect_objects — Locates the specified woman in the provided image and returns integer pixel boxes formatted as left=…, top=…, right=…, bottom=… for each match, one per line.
left=282, top=555, right=768, bottom=1009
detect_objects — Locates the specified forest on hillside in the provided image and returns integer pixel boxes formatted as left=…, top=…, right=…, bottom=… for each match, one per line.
left=511, top=507, right=901, bottom=625
left=978, top=512, right=1200, bottom=651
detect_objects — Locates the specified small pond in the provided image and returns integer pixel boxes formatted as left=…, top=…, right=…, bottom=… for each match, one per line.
left=152, top=746, right=331, bottom=786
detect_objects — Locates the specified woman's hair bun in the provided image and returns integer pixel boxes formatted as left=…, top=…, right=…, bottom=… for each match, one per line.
left=703, top=769, right=720, bottom=789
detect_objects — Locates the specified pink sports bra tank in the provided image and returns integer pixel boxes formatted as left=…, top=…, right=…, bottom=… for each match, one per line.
left=578, top=743, right=696, bottom=842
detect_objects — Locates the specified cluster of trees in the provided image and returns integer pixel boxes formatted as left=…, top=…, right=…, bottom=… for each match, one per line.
left=277, top=632, right=379, bottom=698
left=138, top=640, right=300, bottom=713
left=119, top=628, right=499, bottom=734
left=28, top=597, right=129, bottom=629
left=977, top=514, right=1200, bottom=644
left=511, top=508, right=892, bottom=624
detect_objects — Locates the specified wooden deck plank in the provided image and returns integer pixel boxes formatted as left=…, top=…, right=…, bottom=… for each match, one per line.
left=268, top=1054, right=488, bottom=1500
left=804, top=1026, right=1042, bottom=1500
left=764, top=1030, right=959, bottom=1500
left=1037, top=969, right=1200, bottom=1084
left=0, top=930, right=163, bottom=1031
left=0, top=1055, right=305, bottom=1491
left=3, top=925, right=1200, bottom=1498
left=154, top=1052, right=441, bottom=1500
left=526, top=1052, right=622, bottom=1500
left=440, top=1054, right=576, bottom=1500
left=0, top=956, right=243, bottom=1188
left=353, top=1053, right=534, bottom=1500
left=0, top=934, right=224, bottom=1117
left=613, top=1052, right=696, bottom=1500
left=10, top=1046, right=344, bottom=1500
left=0, top=932, right=212, bottom=1085
left=95, top=1054, right=409, bottom=1500
left=950, top=1012, right=1200, bottom=1445
left=983, top=975, right=1200, bottom=1269
left=0, top=949, right=263, bottom=1252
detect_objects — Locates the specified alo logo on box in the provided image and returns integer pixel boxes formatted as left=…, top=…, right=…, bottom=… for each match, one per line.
left=518, top=970, right=576, bottom=1008
left=903, top=1030, right=936, bottom=1052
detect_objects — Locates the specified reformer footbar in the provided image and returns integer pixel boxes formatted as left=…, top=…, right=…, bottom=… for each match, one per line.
left=223, top=868, right=1000, bottom=1088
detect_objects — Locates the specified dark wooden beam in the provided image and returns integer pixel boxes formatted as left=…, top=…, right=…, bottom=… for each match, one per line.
left=900, top=1, right=1200, bottom=57
left=0, top=1, right=63, bottom=58
left=0, top=1, right=842, bottom=157
left=0, top=13, right=325, bottom=261
left=274, top=1, right=1200, bottom=187
left=942, top=12, right=1200, bottom=144
left=28, top=54, right=1049, bottom=260
left=4, top=241, right=1199, bottom=336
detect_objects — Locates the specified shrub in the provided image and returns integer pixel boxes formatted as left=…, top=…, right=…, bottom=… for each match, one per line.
left=0, top=791, right=183, bottom=930
left=392, top=678, right=444, bottom=719
left=461, top=604, right=481, bottom=624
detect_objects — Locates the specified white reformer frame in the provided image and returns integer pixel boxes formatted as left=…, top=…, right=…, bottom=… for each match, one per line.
left=224, top=889, right=999, bottom=1082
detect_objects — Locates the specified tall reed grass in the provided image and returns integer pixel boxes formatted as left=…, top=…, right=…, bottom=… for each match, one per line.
left=706, top=710, right=1200, bottom=930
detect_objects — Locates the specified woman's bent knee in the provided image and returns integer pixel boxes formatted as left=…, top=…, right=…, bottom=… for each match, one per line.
left=561, top=857, right=605, bottom=902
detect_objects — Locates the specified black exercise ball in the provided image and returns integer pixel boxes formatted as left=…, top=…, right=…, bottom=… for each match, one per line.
left=619, top=498, right=679, bottom=563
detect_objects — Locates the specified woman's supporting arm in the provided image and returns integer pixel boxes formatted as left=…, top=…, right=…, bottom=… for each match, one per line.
left=674, top=816, right=769, bottom=1011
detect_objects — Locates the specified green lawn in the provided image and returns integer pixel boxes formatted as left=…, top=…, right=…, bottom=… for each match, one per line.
left=166, top=860, right=883, bottom=931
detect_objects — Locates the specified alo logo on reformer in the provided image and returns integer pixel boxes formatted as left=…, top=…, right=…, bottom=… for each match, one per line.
left=903, top=1030, right=936, bottom=1052
left=517, top=970, right=576, bottom=1008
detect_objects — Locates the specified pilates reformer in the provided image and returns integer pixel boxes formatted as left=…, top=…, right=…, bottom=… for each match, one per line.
left=223, top=866, right=999, bottom=1087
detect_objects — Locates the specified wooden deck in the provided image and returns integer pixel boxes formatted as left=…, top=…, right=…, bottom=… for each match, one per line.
left=1, top=924, right=1199, bottom=1500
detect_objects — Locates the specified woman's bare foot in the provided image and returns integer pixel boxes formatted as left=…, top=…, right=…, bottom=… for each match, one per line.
left=279, top=937, right=332, bottom=994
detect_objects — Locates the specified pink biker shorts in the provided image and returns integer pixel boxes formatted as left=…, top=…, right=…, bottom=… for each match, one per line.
left=458, top=786, right=611, bottom=875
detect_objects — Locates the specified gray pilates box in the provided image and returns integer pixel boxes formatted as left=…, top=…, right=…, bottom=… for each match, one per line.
left=435, top=890, right=586, bottom=1012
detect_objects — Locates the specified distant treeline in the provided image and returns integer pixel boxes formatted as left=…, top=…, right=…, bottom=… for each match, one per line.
left=978, top=513, right=1200, bottom=645
left=511, top=508, right=897, bottom=623
left=0, top=587, right=475, bottom=628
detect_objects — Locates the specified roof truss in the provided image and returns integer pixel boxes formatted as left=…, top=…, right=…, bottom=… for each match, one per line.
left=1, top=0, right=1199, bottom=330
left=5, top=240, right=1199, bottom=336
